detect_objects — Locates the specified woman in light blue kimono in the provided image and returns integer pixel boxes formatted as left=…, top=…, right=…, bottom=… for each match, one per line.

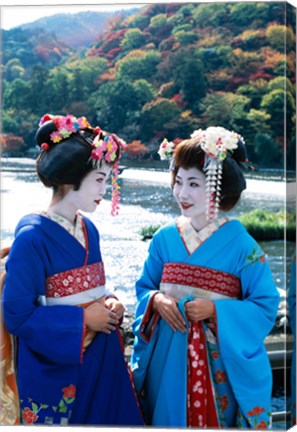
left=131, top=127, right=280, bottom=429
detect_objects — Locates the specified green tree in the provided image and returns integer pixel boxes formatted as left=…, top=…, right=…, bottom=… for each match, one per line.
left=130, top=14, right=150, bottom=30
left=174, top=30, right=198, bottom=46
left=149, top=14, right=168, bottom=31
left=267, top=76, right=295, bottom=96
left=88, top=79, right=138, bottom=133
left=3, top=78, right=30, bottom=110
left=261, top=89, right=295, bottom=136
left=247, top=109, right=271, bottom=132
left=132, top=79, right=156, bottom=107
left=171, top=23, right=194, bottom=35
left=246, top=109, right=271, bottom=144
left=140, top=98, right=181, bottom=141
left=193, top=3, right=228, bottom=28
left=266, top=24, right=295, bottom=52
left=117, top=50, right=161, bottom=81
left=175, top=55, right=206, bottom=107
left=230, top=2, right=267, bottom=27
left=4, top=59, right=25, bottom=81
left=237, top=79, right=268, bottom=109
left=157, top=47, right=206, bottom=107
left=28, top=66, right=50, bottom=114
left=1, top=109, right=21, bottom=134
left=47, top=69, right=70, bottom=112
left=69, top=68, right=87, bottom=103
left=120, top=28, right=145, bottom=51
left=253, top=132, right=283, bottom=167
left=200, top=92, right=250, bottom=133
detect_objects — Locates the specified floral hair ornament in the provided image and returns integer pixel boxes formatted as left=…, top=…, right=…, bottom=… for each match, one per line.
left=38, top=113, right=126, bottom=217
left=158, top=138, right=176, bottom=171
left=190, top=126, right=244, bottom=222
left=158, top=138, right=175, bottom=160
left=39, top=113, right=93, bottom=144
left=91, top=133, right=127, bottom=216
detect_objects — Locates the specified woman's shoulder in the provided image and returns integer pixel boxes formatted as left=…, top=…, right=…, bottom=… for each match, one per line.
left=15, top=213, right=45, bottom=235
left=7, top=213, right=48, bottom=252
left=152, top=218, right=179, bottom=241
left=225, top=218, right=256, bottom=240
left=224, top=218, right=262, bottom=253
left=147, top=219, right=179, bottom=256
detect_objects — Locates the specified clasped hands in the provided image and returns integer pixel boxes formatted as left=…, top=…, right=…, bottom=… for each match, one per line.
left=152, top=292, right=215, bottom=332
left=84, top=297, right=125, bottom=334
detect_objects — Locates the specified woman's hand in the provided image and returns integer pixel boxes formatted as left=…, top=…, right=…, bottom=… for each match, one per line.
left=105, top=296, right=125, bottom=320
left=84, top=302, right=119, bottom=334
left=184, top=298, right=215, bottom=322
left=153, top=292, right=187, bottom=332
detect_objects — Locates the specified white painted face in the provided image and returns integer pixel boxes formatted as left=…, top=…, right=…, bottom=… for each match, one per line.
left=173, top=166, right=207, bottom=229
left=66, top=164, right=112, bottom=213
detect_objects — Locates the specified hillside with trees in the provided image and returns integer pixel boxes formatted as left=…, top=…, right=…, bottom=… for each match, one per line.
left=1, top=2, right=296, bottom=168
left=18, top=10, right=139, bottom=50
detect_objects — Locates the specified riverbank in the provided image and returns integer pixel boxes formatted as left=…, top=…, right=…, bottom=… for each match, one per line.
left=140, top=209, right=296, bottom=241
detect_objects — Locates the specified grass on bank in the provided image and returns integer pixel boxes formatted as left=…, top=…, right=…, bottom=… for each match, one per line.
left=140, top=209, right=296, bottom=241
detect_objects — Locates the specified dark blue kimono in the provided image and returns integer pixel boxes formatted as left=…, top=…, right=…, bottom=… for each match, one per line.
left=2, top=213, right=143, bottom=426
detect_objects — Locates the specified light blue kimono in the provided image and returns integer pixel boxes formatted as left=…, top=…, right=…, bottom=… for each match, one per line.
left=131, top=217, right=280, bottom=428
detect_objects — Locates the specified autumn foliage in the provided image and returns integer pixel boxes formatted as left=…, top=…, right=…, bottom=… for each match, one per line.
left=0, top=134, right=26, bottom=153
left=124, top=141, right=149, bottom=159
left=1, top=1, right=296, bottom=168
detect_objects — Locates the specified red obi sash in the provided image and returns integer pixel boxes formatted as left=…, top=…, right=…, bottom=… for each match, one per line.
left=46, top=262, right=105, bottom=303
left=45, top=262, right=106, bottom=353
left=161, top=263, right=241, bottom=299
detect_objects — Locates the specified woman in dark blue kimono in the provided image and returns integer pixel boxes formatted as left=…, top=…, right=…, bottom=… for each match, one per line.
left=2, top=114, right=143, bottom=426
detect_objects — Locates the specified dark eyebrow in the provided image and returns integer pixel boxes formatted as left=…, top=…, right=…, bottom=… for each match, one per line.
left=176, top=174, right=201, bottom=180
left=96, top=171, right=107, bottom=177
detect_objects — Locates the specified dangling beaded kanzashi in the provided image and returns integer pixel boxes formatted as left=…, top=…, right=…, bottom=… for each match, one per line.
left=205, top=159, right=223, bottom=222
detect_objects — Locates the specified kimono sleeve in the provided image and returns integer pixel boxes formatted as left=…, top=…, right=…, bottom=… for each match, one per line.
left=213, top=238, right=280, bottom=426
left=214, top=240, right=280, bottom=354
left=136, top=232, right=165, bottom=300
left=2, top=226, right=84, bottom=365
left=131, top=232, right=165, bottom=391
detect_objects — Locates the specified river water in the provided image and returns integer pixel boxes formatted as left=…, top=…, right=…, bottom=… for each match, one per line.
left=0, top=157, right=296, bottom=425
left=1, top=158, right=294, bottom=311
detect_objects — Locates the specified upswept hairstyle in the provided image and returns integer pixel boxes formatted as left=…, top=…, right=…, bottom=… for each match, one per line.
left=35, top=116, right=121, bottom=191
left=171, top=136, right=247, bottom=211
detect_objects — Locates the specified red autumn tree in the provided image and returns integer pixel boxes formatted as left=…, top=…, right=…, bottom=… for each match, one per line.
left=124, top=140, right=149, bottom=159
left=0, top=134, right=26, bottom=153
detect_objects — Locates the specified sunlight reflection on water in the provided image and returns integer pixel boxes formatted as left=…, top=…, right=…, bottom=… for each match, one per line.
left=1, top=158, right=294, bottom=311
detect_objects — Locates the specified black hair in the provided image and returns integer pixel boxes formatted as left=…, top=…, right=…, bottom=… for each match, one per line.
left=35, top=118, right=120, bottom=191
left=171, top=136, right=247, bottom=211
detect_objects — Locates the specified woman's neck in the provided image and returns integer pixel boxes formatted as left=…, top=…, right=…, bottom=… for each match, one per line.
left=189, top=215, right=208, bottom=232
left=47, top=204, right=77, bottom=225
left=48, top=185, right=77, bottom=224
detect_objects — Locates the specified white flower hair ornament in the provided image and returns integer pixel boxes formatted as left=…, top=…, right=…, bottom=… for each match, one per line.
left=158, top=126, right=246, bottom=223
left=190, top=126, right=245, bottom=222
left=158, top=138, right=175, bottom=160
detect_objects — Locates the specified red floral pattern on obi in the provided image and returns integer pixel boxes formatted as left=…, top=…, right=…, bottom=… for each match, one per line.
left=161, top=263, right=241, bottom=298
left=46, top=262, right=105, bottom=298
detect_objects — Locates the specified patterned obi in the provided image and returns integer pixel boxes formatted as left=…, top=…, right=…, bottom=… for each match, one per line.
left=160, top=263, right=241, bottom=300
left=43, top=262, right=106, bottom=351
left=44, top=262, right=106, bottom=306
